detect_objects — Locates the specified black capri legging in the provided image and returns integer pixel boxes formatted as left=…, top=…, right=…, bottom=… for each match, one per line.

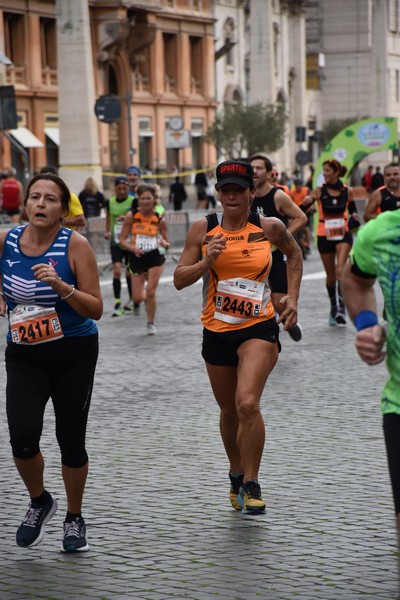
left=383, top=413, right=400, bottom=515
left=6, top=334, right=99, bottom=468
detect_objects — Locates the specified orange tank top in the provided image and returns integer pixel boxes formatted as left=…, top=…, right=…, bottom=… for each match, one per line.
left=131, top=210, right=161, bottom=252
left=201, top=213, right=275, bottom=332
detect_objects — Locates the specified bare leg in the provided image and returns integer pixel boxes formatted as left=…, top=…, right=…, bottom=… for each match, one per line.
left=335, top=242, right=352, bottom=280
left=132, top=273, right=146, bottom=305
left=62, top=463, right=88, bottom=514
left=206, top=338, right=278, bottom=483
left=14, top=453, right=45, bottom=498
left=319, top=252, right=336, bottom=287
left=145, top=264, right=165, bottom=323
left=205, top=363, right=241, bottom=472
left=236, top=339, right=278, bottom=481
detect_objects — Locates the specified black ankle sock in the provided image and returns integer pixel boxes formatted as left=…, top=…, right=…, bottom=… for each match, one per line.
left=65, top=511, right=82, bottom=522
left=31, top=490, right=50, bottom=507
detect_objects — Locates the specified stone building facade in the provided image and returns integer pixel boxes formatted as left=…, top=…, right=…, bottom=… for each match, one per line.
left=0, top=0, right=217, bottom=188
left=1, top=0, right=400, bottom=188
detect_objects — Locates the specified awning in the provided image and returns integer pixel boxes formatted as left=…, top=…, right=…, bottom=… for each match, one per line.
left=9, top=127, right=43, bottom=148
left=45, top=127, right=59, bottom=146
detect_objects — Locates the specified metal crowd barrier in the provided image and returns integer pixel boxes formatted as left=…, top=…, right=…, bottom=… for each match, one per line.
left=85, top=211, right=199, bottom=269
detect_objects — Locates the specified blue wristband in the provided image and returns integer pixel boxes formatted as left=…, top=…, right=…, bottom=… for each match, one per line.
left=354, top=310, right=378, bottom=331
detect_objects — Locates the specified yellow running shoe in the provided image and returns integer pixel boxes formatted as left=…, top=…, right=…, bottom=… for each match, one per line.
left=229, top=473, right=244, bottom=511
left=238, top=480, right=266, bottom=514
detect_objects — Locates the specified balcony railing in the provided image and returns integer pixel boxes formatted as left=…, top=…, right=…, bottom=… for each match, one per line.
left=6, top=66, right=26, bottom=86
left=133, top=72, right=150, bottom=93
left=190, top=77, right=202, bottom=95
left=42, top=67, right=57, bottom=87
left=164, top=75, right=177, bottom=93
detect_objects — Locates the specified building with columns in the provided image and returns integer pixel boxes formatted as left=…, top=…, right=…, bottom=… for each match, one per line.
left=2, top=0, right=400, bottom=189
left=0, top=0, right=217, bottom=190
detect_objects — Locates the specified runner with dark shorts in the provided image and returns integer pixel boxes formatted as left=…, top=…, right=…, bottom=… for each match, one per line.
left=174, top=160, right=303, bottom=515
left=303, top=159, right=360, bottom=326
left=120, top=184, right=170, bottom=335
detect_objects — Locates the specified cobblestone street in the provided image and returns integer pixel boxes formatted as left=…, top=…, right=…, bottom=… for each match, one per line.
left=0, top=249, right=399, bottom=600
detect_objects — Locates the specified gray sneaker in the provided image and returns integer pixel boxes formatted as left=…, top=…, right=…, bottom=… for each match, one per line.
left=61, top=517, right=89, bottom=553
left=16, top=493, right=58, bottom=548
left=147, top=323, right=157, bottom=335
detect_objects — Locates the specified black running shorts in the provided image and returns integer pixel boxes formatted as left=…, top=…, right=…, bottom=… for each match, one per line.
left=129, top=249, right=165, bottom=275
left=317, top=232, right=353, bottom=254
left=202, top=319, right=281, bottom=367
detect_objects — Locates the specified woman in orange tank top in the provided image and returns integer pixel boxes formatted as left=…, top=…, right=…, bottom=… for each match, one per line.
left=174, top=160, right=303, bottom=515
left=303, top=159, right=360, bottom=327
left=120, top=184, right=170, bottom=335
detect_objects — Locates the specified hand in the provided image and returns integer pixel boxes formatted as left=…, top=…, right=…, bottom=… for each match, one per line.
left=0, top=294, right=6, bottom=317
left=204, top=234, right=226, bottom=267
left=104, top=231, right=111, bottom=240
left=32, top=263, right=60, bottom=284
left=355, top=324, right=386, bottom=365
left=276, top=294, right=298, bottom=330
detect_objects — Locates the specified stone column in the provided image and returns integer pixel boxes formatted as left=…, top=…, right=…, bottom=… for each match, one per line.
left=56, top=0, right=102, bottom=193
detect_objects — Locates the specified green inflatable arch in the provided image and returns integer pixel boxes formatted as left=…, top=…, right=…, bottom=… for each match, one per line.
left=312, top=117, right=398, bottom=188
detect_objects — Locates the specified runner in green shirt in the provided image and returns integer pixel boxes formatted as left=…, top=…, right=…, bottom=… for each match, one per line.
left=342, top=209, right=400, bottom=525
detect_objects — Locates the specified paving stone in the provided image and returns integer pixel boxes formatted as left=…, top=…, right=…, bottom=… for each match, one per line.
left=0, top=251, right=399, bottom=599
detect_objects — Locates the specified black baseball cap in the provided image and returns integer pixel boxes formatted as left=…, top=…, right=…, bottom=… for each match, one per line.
left=115, top=176, right=129, bottom=186
left=215, top=160, right=255, bottom=190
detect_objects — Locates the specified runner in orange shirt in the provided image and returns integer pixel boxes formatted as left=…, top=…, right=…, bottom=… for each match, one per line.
left=174, top=160, right=303, bottom=514
left=303, top=159, right=360, bottom=326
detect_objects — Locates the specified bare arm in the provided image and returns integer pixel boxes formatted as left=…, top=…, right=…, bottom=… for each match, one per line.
left=0, top=231, right=6, bottom=316
left=302, top=187, right=321, bottom=209
left=341, top=260, right=385, bottom=365
left=0, top=275, right=5, bottom=317
left=159, top=218, right=170, bottom=248
left=119, top=212, right=134, bottom=251
left=174, top=219, right=225, bottom=290
left=32, top=233, right=103, bottom=320
left=363, top=189, right=381, bottom=222
left=275, top=189, right=307, bottom=234
left=262, top=216, right=303, bottom=329
left=64, top=213, right=86, bottom=229
left=104, top=208, right=111, bottom=240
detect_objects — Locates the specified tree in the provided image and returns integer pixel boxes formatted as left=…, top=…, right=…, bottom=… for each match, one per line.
left=319, top=117, right=368, bottom=150
left=205, top=103, right=287, bottom=159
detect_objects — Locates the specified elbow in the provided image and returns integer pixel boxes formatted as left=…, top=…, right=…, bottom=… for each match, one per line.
left=173, top=277, right=184, bottom=291
left=92, top=299, right=104, bottom=320
left=173, top=271, right=187, bottom=290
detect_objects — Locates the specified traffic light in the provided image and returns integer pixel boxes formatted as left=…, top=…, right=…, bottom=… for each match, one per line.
left=295, top=126, right=306, bottom=143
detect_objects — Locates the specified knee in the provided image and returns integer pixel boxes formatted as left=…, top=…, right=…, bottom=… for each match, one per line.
left=61, top=447, right=88, bottom=468
left=10, top=428, right=40, bottom=459
left=11, top=439, right=40, bottom=460
left=336, top=266, right=343, bottom=281
left=220, top=406, right=238, bottom=423
left=236, top=395, right=260, bottom=421
left=146, top=287, right=156, bottom=300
